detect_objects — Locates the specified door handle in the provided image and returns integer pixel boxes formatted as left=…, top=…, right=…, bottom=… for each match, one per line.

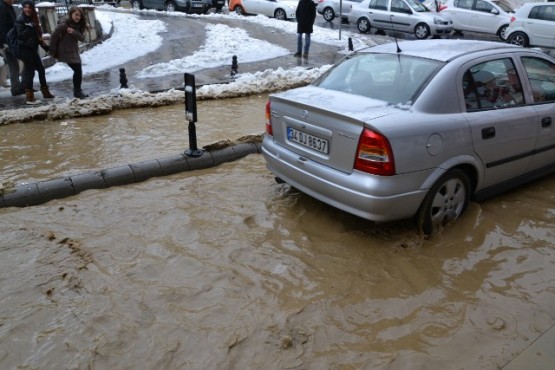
left=541, top=117, right=552, bottom=128
left=481, top=127, right=496, bottom=140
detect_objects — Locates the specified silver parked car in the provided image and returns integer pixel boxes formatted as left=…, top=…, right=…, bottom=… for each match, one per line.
left=348, top=0, right=453, bottom=38
left=262, top=40, right=555, bottom=234
left=506, top=2, right=555, bottom=48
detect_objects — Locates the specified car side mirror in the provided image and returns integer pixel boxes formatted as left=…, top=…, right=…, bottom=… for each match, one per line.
left=491, top=8, right=499, bottom=15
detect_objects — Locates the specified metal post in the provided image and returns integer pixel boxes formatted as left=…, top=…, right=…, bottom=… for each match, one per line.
left=119, top=68, right=128, bottom=89
left=348, top=37, right=353, bottom=52
left=184, top=73, right=203, bottom=157
left=231, top=55, right=238, bottom=76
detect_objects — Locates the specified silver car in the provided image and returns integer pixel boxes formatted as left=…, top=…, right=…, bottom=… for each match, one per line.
left=348, top=0, right=453, bottom=38
left=262, top=40, right=555, bottom=234
left=316, top=0, right=365, bottom=22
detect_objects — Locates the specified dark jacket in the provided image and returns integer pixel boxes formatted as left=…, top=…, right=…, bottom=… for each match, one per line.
left=296, top=0, right=317, bottom=34
left=0, top=0, right=17, bottom=46
left=50, top=17, right=85, bottom=64
left=13, top=13, right=40, bottom=59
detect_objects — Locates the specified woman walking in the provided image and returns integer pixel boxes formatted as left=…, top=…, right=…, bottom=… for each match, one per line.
left=294, top=0, right=316, bottom=58
left=50, top=6, right=88, bottom=99
left=13, top=0, right=54, bottom=104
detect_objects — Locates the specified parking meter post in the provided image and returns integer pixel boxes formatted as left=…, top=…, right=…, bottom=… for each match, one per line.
left=231, top=55, right=238, bottom=76
left=184, top=73, right=203, bottom=157
left=119, top=68, right=128, bottom=89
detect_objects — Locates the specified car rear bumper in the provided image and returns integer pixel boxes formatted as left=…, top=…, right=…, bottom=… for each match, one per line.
left=262, top=136, right=428, bottom=223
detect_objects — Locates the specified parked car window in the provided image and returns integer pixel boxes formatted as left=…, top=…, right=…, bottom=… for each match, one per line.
left=475, top=0, right=493, bottom=13
left=463, top=58, right=524, bottom=111
left=529, top=5, right=555, bottom=21
left=391, top=0, right=411, bottom=13
left=454, top=0, right=472, bottom=10
left=369, top=0, right=388, bottom=11
left=314, top=54, right=443, bottom=104
left=521, top=57, right=555, bottom=103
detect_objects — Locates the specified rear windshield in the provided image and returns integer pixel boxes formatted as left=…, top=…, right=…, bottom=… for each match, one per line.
left=313, top=53, right=444, bottom=105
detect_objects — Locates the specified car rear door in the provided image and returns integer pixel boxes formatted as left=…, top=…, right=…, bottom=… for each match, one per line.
left=446, top=0, right=476, bottom=31
left=526, top=5, right=555, bottom=47
left=461, top=56, right=538, bottom=189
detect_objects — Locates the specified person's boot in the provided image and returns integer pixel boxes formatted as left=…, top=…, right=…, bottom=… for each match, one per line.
left=74, top=89, right=89, bottom=99
left=293, top=51, right=302, bottom=57
left=41, top=85, right=54, bottom=99
left=25, top=89, right=41, bottom=105
left=303, top=52, right=309, bottom=59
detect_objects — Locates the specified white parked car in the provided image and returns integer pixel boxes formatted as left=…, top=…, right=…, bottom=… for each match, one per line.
left=506, top=2, right=555, bottom=48
left=348, top=0, right=453, bottom=39
left=316, top=0, right=365, bottom=22
left=229, top=0, right=297, bottom=20
left=439, top=0, right=515, bottom=40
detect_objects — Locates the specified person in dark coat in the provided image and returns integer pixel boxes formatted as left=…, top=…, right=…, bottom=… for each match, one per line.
left=50, top=6, right=88, bottom=99
left=0, top=0, right=22, bottom=96
left=13, top=0, right=54, bottom=104
left=295, top=0, right=317, bottom=58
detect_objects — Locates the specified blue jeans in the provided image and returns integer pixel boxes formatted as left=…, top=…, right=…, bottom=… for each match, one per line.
left=297, top=33, right=311, bottom=53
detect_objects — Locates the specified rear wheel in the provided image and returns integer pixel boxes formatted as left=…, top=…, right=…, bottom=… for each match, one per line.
left=497, top=24, right=508, bottom=40
left=508, top=32, right=529, bottom=47
left=357, top=17, right=371, bottom=34
left=414, top=23, right=430, bottom=39
left=274, top=8, right=286, bottom=20
left=323, top=7, right=335, bottom=22
left=234, top=5, right=245, bottom=15
left=165, top=1, right=176, bottom=11
left=415, top=169, right=471, bottom=235
left=131, top=0, right=143, bottom=9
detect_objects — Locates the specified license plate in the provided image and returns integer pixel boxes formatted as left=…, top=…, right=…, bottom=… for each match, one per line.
left=287, top=127, right=329, bottom=154
left=192, top=3, right=203, bottom=7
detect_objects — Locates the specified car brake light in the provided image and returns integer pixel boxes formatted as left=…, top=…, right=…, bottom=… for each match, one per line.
left=265, top=100, right=273, bottom=136
left=354, top=128, right=395, bottom=176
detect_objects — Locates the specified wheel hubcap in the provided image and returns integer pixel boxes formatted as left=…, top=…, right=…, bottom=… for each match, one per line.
left=430, top=178, right=466, bottom=228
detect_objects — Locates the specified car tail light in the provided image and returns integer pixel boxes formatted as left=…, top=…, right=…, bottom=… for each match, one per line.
left=354, top=128, right=395, bottom=176
left=265, top=100, right=273, bottom=136
left=510, top=16, right=516, bottom=23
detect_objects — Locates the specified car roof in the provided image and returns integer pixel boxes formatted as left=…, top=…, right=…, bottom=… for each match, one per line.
left=361, top=39, right=522, bottom=62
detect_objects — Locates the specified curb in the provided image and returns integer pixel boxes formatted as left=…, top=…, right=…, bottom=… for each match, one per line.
left=0, top=141, right=261, bottom=208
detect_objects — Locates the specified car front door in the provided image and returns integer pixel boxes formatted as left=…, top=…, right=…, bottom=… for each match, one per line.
left=367, top=0, right=392, bottom=30
left=389, top=0, right=414, bottom=33
left=521, top=56, right=555, bottom=171
left=462, top=57, right=538, bottom=189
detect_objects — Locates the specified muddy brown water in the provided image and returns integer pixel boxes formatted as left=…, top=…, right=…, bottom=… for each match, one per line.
left=0, top=96, right=554, bottom=369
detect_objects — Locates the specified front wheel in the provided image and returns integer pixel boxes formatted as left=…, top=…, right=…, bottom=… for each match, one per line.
left=415, top=169, right=471, bottom=235
left=274, top=8, right=286, bottom=20
left=507, top=32, right=529, bottom=47
left=165, top=1, right=176, bottom=11
left=323, top=7, right=335, bottom=22
left=497, top=24, right=508, bottom=40
left=131, top=0, right=143, bottom=9
left=414, top=23, right=430, bottom=39
left=234, top=5, right=245, bottom=15
left=357, top=17, right=371, bottom=34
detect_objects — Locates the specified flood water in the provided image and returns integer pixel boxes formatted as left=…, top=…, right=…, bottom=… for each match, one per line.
left=1, top=96, right=554, bottom=369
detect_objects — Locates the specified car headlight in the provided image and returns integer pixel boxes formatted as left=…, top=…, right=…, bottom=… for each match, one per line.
left=434, top=17, right=444, bottom=25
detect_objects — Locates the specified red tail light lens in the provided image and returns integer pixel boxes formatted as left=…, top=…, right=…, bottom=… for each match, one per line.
left=354, top=128, right=395, bottom=176
left=510, top=16, right=516, bottom=23
left=265, top=100, right=273, bottom=136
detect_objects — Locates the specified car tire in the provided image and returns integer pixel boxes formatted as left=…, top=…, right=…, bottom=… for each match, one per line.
left=497, top=24, right=508, bottom=40
left=234, top=5, right=245, bottom=15
left=323, top=7, right=335, bottom=22
left=274, top=8, right=286, bottom=20
left=508, top=32, right=529, bottom=47
left=414, top=23, right=430, bottom=39
left=357, top=17, right=371, bottom=34
left=415, top=169, right=471, bottom=235
left=165, top=1, right=176, bottom=11
left=131, top=0, right=143, bottom=9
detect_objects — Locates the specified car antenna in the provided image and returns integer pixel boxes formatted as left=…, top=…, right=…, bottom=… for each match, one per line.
left=389, top=15, right=402, bottom=53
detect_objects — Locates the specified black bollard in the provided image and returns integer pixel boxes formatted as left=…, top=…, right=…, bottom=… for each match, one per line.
left=119, top=68, right=129, bottom=89
left=231, top=55, right=238, bottom=76
left=348, top=37, right=353, bottom=52
left=184, top=73, right=203, bottom=157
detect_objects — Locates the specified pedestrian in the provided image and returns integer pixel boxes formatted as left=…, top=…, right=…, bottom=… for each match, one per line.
left=13, top=0, right=54, bottom=104
left=50, top=6, right=88, bottom=99
left=0, top=0, right=23, bottom=96
left=294, top=0, right=317, bottom=59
